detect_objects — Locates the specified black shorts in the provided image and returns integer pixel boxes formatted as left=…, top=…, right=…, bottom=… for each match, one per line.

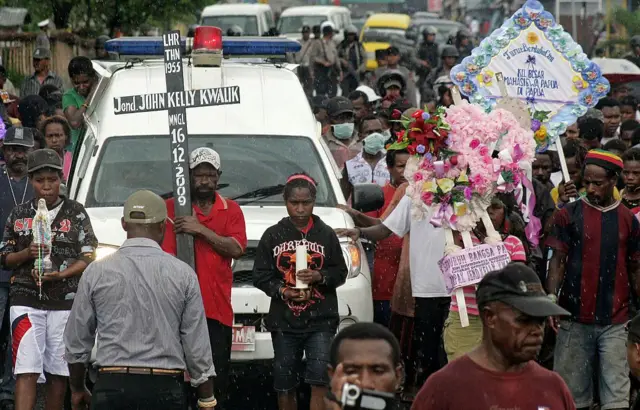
left=271, top=330, right=333, bottom=392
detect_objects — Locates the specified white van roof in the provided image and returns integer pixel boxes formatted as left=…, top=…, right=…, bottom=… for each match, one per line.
left=279, top=5, right=349, bottom=17
left=201, top=3, right=272, bottom=16
left=89, top=60, right=316, bottom=141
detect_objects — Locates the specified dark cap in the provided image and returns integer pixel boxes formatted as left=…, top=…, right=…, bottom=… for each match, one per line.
left=387, top=46, right=400, bottom=55
left=301, top=25, right=311, bottom=33
left=326, top=96, right=354, bottom=117
left=628, top=314, right=640, bottom=343
left=476, top=264, right=570, bottom=318
left=311, top=96, right=328, bottom=110
left=3, top=127, right=34, bottom=147
left=33, top=47, right=51, bottom=60
left=27, top=148, right=63, bottom=173
left=375, top=49, right=388, bottom=59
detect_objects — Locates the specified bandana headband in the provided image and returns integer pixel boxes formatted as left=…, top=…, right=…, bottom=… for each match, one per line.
left=286, top=175, right=316, bottom=187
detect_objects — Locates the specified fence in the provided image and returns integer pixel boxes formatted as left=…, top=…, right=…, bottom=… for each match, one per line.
left=0, top=32, right=94, bottom=90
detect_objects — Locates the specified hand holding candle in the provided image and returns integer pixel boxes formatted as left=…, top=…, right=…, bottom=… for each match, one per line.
left=295, top=244, right=309, bottom=289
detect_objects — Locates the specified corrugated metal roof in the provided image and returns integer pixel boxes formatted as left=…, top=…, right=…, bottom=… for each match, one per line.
left=0, top=7, right=28, bottom=28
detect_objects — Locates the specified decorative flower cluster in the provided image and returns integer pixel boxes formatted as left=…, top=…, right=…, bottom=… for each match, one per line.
left=387, top=107, right=451, bottom=157
left=404, top=101, right=535, bottom=231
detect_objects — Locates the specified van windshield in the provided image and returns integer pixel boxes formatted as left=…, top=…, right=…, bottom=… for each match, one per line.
left=277, top=16, right=328, bottom=34
left=86, top=135, right=336, bottom=208
left=201, top=16, right=259, bottom=36
left=361, top=27, right=406, bottom=43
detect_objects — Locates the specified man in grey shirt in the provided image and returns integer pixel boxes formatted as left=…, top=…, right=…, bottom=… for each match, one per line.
left=64, top=190, right=216, bottom=410
left=20, top=48, right=64, bottom=97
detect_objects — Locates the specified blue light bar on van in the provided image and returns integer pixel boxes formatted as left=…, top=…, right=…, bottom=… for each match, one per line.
left=104, top=36, right=301, bottom=58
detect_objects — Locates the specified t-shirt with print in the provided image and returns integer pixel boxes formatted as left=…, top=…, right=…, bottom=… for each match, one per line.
left=0, top=198, right=97, bottom=310
left=411, top=355, right=576, bottom=410
left=450, top=235, right=526, bottom=316
left=62, top=88, right=85, bottom=154
left=383, top=195, right=447, bottom=298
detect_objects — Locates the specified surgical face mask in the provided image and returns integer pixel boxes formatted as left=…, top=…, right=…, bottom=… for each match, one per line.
left=363, top=132, right=387, bottom=155
left=332, top=122, right=354, bottom=139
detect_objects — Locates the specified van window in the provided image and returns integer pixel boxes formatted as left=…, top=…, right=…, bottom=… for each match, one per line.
left=361, top=27, right=406, bottom=42
left=277, top=16, right=327, bottom=34
left=201, top=16, right=259, bottom=36
left=86, top=135, right=336, bottom=208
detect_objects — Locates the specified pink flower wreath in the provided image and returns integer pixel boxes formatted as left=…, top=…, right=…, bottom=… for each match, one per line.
left=405, top=101, right=535, bottom=231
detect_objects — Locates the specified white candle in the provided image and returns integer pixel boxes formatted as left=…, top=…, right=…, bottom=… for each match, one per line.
left=295, top=244, right=308, bottom=289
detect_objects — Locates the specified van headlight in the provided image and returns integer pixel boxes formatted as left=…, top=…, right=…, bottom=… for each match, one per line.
left=95, top=245, right=119, bottom=260
left=341, top=242, right=361, bottom=279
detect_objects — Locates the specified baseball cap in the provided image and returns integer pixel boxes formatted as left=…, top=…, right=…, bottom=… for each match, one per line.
left=356, top=85, right=381, bottom=102
left=33, top=48, right=51, bottom=60
left=387, top=46, right=400, bottom=55
left=27, top=148, right=62, bottom=173
left=476, top=264, right=570, bottom=317
left=384, top=79, right=402, bottom=90
left=123, top=190, right=167, bottom=224
left=190, top=147, right=221, bottom=170
left=4, top=127, right=35, bottom=147
left=326, top=96, right=354, bottom=117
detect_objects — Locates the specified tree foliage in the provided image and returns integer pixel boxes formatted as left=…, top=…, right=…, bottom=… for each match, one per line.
left=4, top=0, right=207, bottom=35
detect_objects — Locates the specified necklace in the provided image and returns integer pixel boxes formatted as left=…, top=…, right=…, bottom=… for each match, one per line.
left=6, top=172, right=28, bottom=206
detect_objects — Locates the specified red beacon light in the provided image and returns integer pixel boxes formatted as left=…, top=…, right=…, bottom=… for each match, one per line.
left=192, top=26, right=223, bottom=67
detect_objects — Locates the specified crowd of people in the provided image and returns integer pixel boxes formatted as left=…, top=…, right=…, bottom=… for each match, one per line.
left=0, top=20, right=639, bottom=410
left=291, top=21, right=471, bottom=109
left=310, top=61, right=640, bottom=408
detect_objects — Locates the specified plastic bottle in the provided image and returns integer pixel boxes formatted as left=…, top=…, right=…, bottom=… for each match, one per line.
left=33, top=198, right=53, bottom=275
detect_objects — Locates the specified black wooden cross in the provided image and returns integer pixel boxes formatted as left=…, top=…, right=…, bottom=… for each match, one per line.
left=112, top=30, right=241, bottom=267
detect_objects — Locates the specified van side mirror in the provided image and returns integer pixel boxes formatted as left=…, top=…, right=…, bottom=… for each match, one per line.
left=352, top=184, right=384, bottom=213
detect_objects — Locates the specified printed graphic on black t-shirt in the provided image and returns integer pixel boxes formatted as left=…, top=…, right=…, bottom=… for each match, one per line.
left=273, top=238, right=326, bottom=316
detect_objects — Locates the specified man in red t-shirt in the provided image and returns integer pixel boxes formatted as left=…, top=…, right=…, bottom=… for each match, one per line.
left=412, top=265, right=574, bottom=410
left=161, top=147, right=247, bottom=409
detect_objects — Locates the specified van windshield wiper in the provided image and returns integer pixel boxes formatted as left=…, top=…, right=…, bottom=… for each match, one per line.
left=160, top=183, right=230, bottom=200
left=232, top=184, right=285, bottom=203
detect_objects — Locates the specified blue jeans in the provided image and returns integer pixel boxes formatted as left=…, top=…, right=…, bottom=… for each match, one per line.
left=271, top=331, right=333, bottom=392
left=0, top=287, right=13, bottom=402
left=554, top=320, right=629, bottom=409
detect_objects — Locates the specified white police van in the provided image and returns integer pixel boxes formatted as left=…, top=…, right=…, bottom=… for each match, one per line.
left=69, top=28, right=375, bottom=365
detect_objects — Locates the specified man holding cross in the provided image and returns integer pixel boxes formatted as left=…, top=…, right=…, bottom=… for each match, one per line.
left=162, top=147, right=247, bottom=410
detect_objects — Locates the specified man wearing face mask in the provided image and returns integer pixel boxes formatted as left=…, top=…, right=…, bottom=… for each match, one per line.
left=323, top=96, right=360, bottom=171
left=340, top=131, right=389, bottom=200
left=161, top=147, right=247, bottom=410
left=547, top=150, right=640, bottom=410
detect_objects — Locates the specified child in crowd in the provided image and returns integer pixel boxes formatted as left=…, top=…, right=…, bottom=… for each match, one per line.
left=622, top=119, right=640, bottom=149
left=620, top=95, right=639, bottom=122
left=578, top=117, right=604, bottom=150
left=622, top=148, right=640, bottom=214
left=443, top=195, right=529, bottom=361
left=604, top=139, right=629, bottom=158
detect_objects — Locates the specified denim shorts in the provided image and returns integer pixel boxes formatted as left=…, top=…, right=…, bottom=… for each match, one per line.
left=553, top=320, right=629, bottom=409
left=271, top=331, right=334, bottom=392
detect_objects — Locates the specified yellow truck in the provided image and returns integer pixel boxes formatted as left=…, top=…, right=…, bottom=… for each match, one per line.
left=360, top=13, right=411, bottom=71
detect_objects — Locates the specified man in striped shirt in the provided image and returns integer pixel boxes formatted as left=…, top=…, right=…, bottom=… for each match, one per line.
left=547, top=149, right=640, bottom=410
left=19, top=48, right=64, bottom=98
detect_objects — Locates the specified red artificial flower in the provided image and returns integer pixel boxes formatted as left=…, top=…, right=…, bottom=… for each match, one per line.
left=396, top=130, right=405, bottom=140
left=411, top=110, right=423, bottom=119
left=407, top=142, right=417, bottom=155
left=391, top=109, right=402, bottom=120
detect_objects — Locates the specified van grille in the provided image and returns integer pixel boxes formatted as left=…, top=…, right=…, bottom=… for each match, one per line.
left=232, top=242, right=258, bottom=286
